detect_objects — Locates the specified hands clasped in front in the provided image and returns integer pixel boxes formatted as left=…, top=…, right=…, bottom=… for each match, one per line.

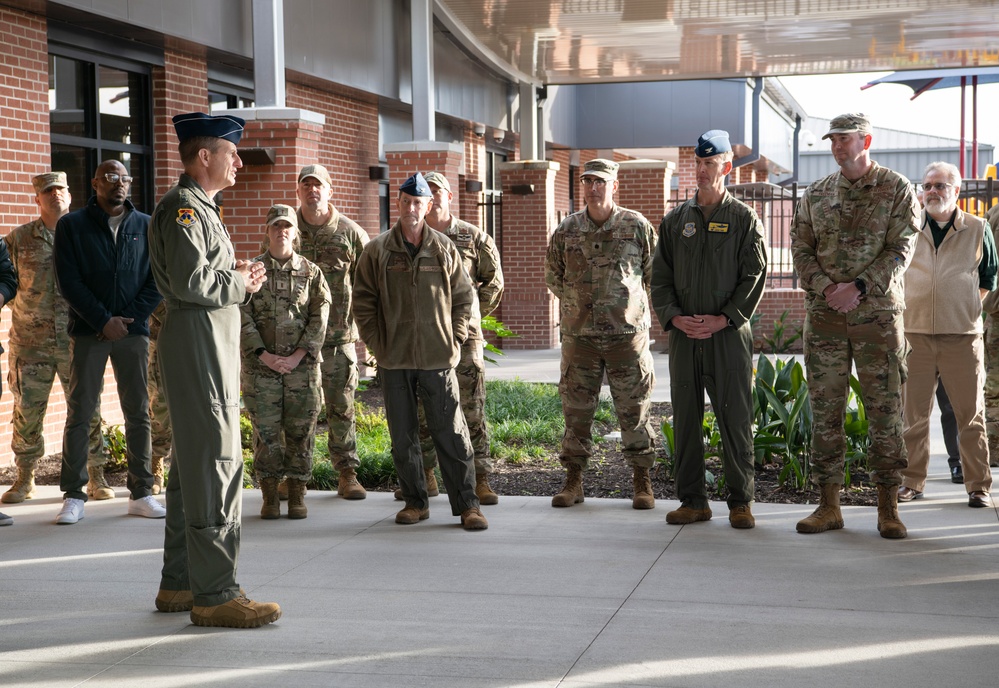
left=823, top=282, right=862, bottom=313
left=671, top=314, right=729, bottom=339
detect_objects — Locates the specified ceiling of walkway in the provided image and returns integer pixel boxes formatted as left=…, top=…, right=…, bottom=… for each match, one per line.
left=436, top=0, right=999, bottom=84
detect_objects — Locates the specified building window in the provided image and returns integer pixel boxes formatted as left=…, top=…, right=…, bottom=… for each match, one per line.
left=209, top=90, right=255, bottom=111
left=482, top=150, right=506, bottom=247
left=48, top=51, right=152, bottom=213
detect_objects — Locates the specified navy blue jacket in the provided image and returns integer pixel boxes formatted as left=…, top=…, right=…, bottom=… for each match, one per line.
left=0, top=237, right=18, bottom=354
left=53, top=196, right=162, bottom=337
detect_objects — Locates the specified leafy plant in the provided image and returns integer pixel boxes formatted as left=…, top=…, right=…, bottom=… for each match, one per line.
left=101, top=422, right=127, bottom=468
left=481, top=314, right=517, bottom=364
left=762, top=310, right=803, bottom=354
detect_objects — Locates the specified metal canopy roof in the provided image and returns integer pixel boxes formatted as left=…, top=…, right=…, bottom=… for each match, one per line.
left=435, top=0, right=999, bottom=85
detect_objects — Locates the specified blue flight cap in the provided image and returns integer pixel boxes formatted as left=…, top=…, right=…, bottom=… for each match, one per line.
left=172, top=112, right=245, bottom=145
left=695, top=130, right=732, bottom=158
left=399, top=172, right=433, bottom=198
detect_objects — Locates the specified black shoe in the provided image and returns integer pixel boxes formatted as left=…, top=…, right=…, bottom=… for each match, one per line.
left=950, top=464, right=964, bottom=484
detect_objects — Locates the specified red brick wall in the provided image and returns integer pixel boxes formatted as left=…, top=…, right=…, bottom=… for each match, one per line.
left=0, top=9, right=125, bottom=469
left=459, top=128, right=485, bottom=224
left=152, top=51, right=208, bottom=199
left=384, top=145, right=463, bottom=227
left=221, top=116, right=325, bottom=258
left=286, top=82, right=380, bottom=235
left=498, top=161, right=560, bottom=349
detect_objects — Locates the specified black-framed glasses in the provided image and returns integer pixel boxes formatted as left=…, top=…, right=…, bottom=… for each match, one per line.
left=103, top=173, right=133, bottom=185
left=921, top=182, right=953, bottom=192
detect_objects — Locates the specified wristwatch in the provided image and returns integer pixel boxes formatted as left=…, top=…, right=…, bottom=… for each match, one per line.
left=854, top=278, right=867, bottom=295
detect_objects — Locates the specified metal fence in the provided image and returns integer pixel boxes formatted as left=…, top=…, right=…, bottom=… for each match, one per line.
left=668, top=178, right=999, bottom=291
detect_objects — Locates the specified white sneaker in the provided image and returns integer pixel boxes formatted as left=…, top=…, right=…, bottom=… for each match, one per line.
left=128, top=495, right=166, bottom=519
left=56, top=498, right=85, bottom=525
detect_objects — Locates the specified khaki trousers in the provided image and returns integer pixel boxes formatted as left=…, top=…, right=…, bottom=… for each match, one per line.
left=901, top=333, right=992, bottom=493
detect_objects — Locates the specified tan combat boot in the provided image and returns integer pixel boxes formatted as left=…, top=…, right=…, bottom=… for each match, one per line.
left=475, top=472, right=499, bottom=505
left=190, top=595, right=281, bottom=628
left=337, top=467, right=367, bottom=500
left=461, top=506, right=489, bottom=530
left=287, top=479, right=308, bottom=519
left=796, top=483, right=844, bottom=533
left=87, top=464, right=116, bottom=500
left=425, top=467, right=440, bottom=497
left=155, top=589, right=194, bottom=613
left=2, top=467, right=37, bottom=503
left=394, top=468, right=439, bottom=500
left=396, top=503, right=430, bottom=524
left=151, top=456, right=165, bottom=495
left=552, top=463, right=584, bottom=507
left=877, top=484, right=907, bottom=539
left=632, top=466, right=655, bottom=510
left=259, top=477, right=280, bottom=519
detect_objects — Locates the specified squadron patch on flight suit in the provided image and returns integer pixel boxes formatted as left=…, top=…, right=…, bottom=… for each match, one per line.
left=682, top=223, right=696, bottom=237
left=176, top=209, right=197, bottom=227
left=708, top=222, right=729, bottom=233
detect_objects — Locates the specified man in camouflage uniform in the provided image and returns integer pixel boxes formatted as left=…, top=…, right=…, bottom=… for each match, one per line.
left=790, top=113, right=920, bottom=539
left=544, top=159, right=658, bottom=510
left=983, top=202, right=999, bottom=468
left=2, top=172, right=109, bottom=506
left=294, top=164, right=369, bottom=500
left=651, top=131, right=768, bottom=529
left=406, top=171, right=504, bottom=504
left=147, top=300, right=171, bottom=495
left=241, top=205, right=330, bottom=520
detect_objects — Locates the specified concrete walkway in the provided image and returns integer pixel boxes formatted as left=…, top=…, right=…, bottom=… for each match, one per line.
left=2, top=350, right=998, bottom=687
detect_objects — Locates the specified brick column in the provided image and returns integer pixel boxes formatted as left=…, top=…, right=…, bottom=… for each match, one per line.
left=152, top=50, right=209, bottom=199
left=212, top=107, right=326, bottom=259
left=497, top=160, right=561, bottom=349
left=385, top=141, right=464, bottom=226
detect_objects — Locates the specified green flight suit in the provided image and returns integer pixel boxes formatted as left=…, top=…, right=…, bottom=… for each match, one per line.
left=148, top=174, right=248, bottom=608
left=651, top=191, right=768, bottom=509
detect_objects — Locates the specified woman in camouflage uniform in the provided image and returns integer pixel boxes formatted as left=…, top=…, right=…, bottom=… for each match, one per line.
left=240, top=204, right=330, bottom=520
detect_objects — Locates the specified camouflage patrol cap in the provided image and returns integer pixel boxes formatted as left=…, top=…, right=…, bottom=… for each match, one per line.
left=823, top=113, right=872, bottom=140
left=32, top=171, right=68, bottom=193
left=265, top=204, right=298, bottom=228
left=580, top=159, right=619, bottom=181
left=298, top=164, right=332, bottom=187
left=423, top=171, right=451, bottom=193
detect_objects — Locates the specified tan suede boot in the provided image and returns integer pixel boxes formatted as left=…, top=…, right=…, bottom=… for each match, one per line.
left=475, top=473, right=499, bottom=505
left=190, top=595, right=281, bottom=628
left=151, top=456, right=165, bottom=495
left=877, top=484, right=907, bottom=539
left=87, top=464, right=116, bottom=500
left=461, top=506, right=488, bottom=530
left=337, top=467, right=367, bottom=500
left=287, top=479, right=308, bottom=519
left=552, top=463, right=584, bottom=507
left=796, top=483, right=844, bottom=533
left=260, top=477, right=280, bottom=519
left=2, top=467, right=37, bottom=503
left=425, top=467, right=440, bottom=497
left=632, top=466, right=655, bottom=510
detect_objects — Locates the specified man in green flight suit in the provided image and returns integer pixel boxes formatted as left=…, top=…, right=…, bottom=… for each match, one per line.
left=148, top=112, right=280, bottom=628
left=651, top=130, right=768, bottom=529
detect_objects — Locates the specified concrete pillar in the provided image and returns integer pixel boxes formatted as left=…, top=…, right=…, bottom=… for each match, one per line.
left=251, top=0, right=286, bottom=107
left=410, top=0, right=435, bottom=141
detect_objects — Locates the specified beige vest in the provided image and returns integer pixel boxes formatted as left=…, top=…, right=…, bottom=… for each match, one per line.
left=903, top=209, right=985, bottom=335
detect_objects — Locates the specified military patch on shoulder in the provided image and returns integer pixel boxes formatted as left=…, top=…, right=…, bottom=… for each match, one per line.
left=707, top=222, right=729, bottom=233
left=176, top=209, right=197, bottom=227
left=682, top=223, right=696, bottom=237
left=456, top=232, right=473, bottom=243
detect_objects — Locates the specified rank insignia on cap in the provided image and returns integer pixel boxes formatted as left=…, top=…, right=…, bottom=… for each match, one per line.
left=682, top=223, right=696, bottom=237
left=177, top=208, right=197, bottom=227
left=708, top=222, right=729, bottom=233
